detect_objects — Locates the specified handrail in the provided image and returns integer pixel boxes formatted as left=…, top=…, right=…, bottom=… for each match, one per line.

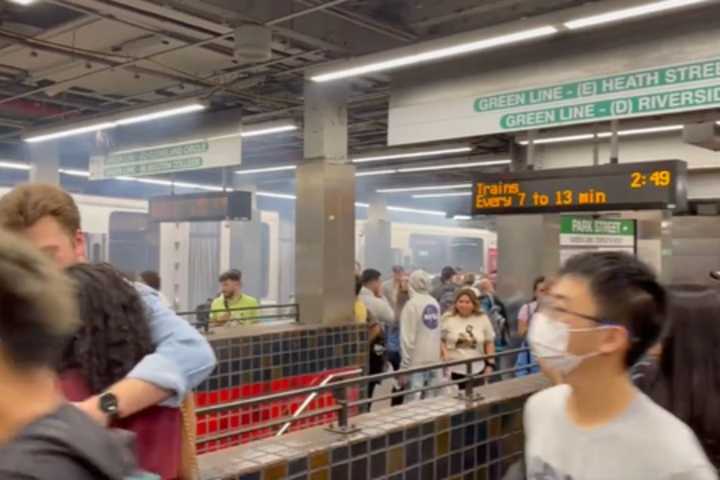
left=195, top=355, right=537, bottom=445
left=176, top=303, right=299, bottom=316
left=196, top=347, right=527, bottom=415
left=275, top=368, right=363, bottom=437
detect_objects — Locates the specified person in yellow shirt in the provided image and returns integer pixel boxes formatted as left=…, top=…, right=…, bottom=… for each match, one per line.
left=210, top=269, right=259, bottom=325
left=354, top=274, right=368, bottom=324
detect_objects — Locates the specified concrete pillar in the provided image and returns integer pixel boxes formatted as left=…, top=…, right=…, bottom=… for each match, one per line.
left=295, top=81, right=355, bottom=325
left=620, top=210, right=673, bottom=282
left=364, top=194, right=393, bottom=274
left=496, top=214, right=560, bottom=302
left=27, top=143, right=60, bottom=184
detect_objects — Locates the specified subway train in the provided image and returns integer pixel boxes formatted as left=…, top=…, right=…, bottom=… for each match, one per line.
left=0, top=187, right=497, bottom=307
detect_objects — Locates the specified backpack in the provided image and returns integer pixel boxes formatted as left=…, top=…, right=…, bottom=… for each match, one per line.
left=484, top=295, right=511, bottom=347
left=195, top=299, right=212, bottom=333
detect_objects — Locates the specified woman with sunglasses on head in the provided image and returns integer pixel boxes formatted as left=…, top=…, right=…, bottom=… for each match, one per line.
left=441, top=288, right=496, bottom=390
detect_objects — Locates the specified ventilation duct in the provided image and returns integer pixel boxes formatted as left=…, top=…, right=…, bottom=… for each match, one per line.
left=234, top=25, right=272, bottom=63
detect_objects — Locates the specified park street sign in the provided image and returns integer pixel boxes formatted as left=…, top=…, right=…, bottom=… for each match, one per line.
left=389, top=56, right=720, bottom=144
left=559, top=216, right=636, bottom=265
left=90, top=134, right=241, bottom=179
left=471, top=160, right=687, bottom=215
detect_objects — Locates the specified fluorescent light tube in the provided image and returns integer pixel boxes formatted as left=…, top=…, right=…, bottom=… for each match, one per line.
left=519, top=125, right=683, bottom=145
left=412, top=192, right=472, bottom=199
left=397, top=159, right=510, bottom=173
left=0, top=161, right=31, bottom=170
left=241, top=125, right=298, bottom=137
left=454, top=215, right=472, bottom=220
left=378, top=184, right=473, bottom=194
left=8, top=0, right=35, bottom=4
left=25, top=122, right=116, bottom=143
left=24, top=99, right=206, bottom=143
left=353, top=147, right=472, bottom=163
left=256, top=191, right=297, bottom=200
left=387, top=206, right=447, bottom=217
left=311, top=26, right=558, bottom=82
left=59, top=169, right=91, bottom=177
left=115, top=103, right=205, bottom=126
left=564, top=0, right=709, bottom=29
left=235, top=165, right=297, bottom=175
left=355, top=202, right=370, bottom=208
left=356, top=169, right=398, bottom=177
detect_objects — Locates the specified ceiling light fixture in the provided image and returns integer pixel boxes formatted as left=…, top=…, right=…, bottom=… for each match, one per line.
left=0, top=161, right=31, bottom=170
left=241, top=124, right=298, bottom=137
left=412, top=192, right=472, bottom=199
left=397, top=159, right=511, bottom=173
left=311, top=26, right=558, bottom=82
left=453, top=215, right=473, bottom=221
left=352, top=146, right=472, bottom=163
left=356, top=169, right=398, bottom=177
left=24, top=98, right=207, bottom=143
left=378, top=183, right=473, bottom=194
left=387, top=206, right=448, bottom=217
left=518, top=125, right=683, bottom=145
left=59, top=169, right=91, bottom=177
left=564, top=0, right=709, bottom=29
left=8, top=0, right=35, bottom=4
left=235, top=165, right=297, bottom=175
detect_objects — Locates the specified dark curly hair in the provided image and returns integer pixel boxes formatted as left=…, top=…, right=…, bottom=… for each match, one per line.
left=61, top=263, right=154, bottom=393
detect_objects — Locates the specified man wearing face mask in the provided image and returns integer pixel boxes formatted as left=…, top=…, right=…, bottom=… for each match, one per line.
left=525, top=252, right=717, bottom=480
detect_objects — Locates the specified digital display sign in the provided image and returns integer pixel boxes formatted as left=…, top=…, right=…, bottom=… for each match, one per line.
left=472, top=160, right=687, bottom=215
left=149, top=191, right=252, bottom=222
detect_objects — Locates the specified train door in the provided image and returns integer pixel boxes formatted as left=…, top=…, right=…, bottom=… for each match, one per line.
left=108, top=211, right=159, bottom=276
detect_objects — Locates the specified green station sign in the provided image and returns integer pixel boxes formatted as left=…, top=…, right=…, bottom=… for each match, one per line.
left=560, top=216, right=636, bottom=265
left=388, top=56, right=720, bottom=145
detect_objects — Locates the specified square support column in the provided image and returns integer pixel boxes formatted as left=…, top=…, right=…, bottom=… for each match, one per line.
left=295, top=81, right=355, bottom=325
left=27, top=142, right=60, bottom=184
left=364, top=194, right=393, bottom=274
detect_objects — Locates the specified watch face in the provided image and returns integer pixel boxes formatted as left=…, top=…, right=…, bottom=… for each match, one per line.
left=99, top=393, right=119, bottom=415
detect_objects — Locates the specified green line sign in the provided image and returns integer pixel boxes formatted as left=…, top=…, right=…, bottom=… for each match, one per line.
left=388, top=55, right=720, bottom=145
left=90, top=135, right=242, bottom=180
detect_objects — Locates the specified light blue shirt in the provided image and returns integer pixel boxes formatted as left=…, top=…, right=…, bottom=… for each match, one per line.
left=127, top=283, right=217, bottom=406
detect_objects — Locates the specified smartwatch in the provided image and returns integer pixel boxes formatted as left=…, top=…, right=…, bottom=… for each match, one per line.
left=98, top=392, right=120, bottom=422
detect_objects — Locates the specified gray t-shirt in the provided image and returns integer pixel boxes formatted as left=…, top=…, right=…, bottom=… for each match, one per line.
left=524, top=385, right=718, bottom=480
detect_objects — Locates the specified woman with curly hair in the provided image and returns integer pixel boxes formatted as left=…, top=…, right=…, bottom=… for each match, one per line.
left=59, top=263, right=182, bottom=480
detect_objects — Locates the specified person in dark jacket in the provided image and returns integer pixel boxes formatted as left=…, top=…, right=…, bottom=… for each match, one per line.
left=0, top=228, right=137, bottom=480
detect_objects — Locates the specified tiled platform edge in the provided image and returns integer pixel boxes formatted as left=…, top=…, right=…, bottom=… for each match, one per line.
left=196, top=323, right=368, bottom=452
left=199, top=374, right=549, bottom=480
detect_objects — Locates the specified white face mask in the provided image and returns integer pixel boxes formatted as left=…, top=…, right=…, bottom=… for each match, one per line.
left=528, top=311, right=609, bottom=376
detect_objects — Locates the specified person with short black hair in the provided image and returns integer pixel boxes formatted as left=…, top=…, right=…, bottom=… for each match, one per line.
left=211, top=269, right=259, bottom=325
left=525, top=252, right=716, bottom=479
left=138, top=270, right=171, bottom=308
left=0, top=229, right=138, bottom=479
left=359, top=268, right=404, bottom=406
left=432, top=266, right=459, bottom=314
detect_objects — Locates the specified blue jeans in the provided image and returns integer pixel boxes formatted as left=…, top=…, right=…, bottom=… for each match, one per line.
left=406, top=369, right=441, bottom=403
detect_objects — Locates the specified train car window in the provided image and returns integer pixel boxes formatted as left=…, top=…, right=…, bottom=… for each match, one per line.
left=109, top=212, right=158, bottom=275
left=449, top=237, right=485, bottom=274
left=260, top=222, right=270, bottom=299
left=408, top=234, right=449, bottom=275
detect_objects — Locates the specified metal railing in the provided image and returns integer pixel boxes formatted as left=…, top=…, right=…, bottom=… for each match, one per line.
left=194, top=347, right=536, bottom=445
left=176, top=303, right=299, bottom=332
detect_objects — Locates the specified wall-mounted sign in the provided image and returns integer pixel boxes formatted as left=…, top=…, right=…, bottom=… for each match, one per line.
left=471, top=160, right=687, bottom=215
left=90, top=134, right=241, bottom=179
left=389, top=56, right=720, bottom=145
left=559, top=216, right=636, bottom=265
left=149, top=191, right=252, bottom=223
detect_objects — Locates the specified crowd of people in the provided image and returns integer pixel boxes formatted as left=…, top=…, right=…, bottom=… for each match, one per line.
left=0, top=181, right=719, bottom=479
left=356, top=263, right=508, bottom=405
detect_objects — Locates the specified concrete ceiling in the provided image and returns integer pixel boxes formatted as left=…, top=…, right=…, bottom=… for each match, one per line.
left=0, top=0, right=711, bottom=213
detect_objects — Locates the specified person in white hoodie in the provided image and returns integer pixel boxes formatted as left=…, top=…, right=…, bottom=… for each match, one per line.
left=401, top=270, right=443, bottom=402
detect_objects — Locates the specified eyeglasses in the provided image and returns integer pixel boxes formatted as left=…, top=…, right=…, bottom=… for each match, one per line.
left=537, top=300, right=606, bottom=324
